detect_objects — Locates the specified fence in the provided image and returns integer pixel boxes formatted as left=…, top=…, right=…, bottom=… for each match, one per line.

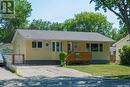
left=110, top=55, right=116, bottom=63
left=3, top=54, right=25, bottom=64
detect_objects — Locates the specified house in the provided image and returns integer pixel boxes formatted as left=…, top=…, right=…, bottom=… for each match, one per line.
left=114, top=35, right=130, bottom=63
left=12, top=29, right=114, bottom=64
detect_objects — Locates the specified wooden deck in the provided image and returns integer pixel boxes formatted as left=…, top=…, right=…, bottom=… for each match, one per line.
left=66, top=52, right=92, bottom=64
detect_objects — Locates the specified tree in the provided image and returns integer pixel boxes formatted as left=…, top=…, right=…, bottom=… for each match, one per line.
left=29, top=19, right=63, bottom=30
left=50, top=22, right=63, bottom=31
left=119, top=45, right=130, bottom=65
left=117, top=27, right=127, bottom=41
left=63, top=12, right=113, bottom=38
left=0, top=0, right=32, bottom=43
left=109, top=28, right=118, bottom=40
left=90, top=0, right=130, bottom=35
left=29, top=19, right=51, bottom=30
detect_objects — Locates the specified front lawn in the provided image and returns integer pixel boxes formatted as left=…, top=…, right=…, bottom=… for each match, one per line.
left=67, top=64, right=130, bottom=79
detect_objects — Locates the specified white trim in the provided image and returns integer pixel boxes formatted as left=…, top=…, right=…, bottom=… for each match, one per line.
left=85, top=42, right=103, bottom=52
left=98, top=44, right=100, bottom=52
left=11, top=30, right=18, bottom=43
left=32, top=41, right=43, bottom=48
left=51, top=41, right=62, bottom=52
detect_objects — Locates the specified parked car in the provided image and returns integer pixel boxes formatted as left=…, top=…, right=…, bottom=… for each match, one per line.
left=0, top=54, right=4, bottom=66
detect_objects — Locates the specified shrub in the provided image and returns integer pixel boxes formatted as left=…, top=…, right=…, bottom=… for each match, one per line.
left=119, top=45, right=130, bottom=65
left=59, top=52, right=67, bottom=66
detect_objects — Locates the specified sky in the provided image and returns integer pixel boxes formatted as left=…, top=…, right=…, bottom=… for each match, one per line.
left=27, top=0, right=119, bottom=29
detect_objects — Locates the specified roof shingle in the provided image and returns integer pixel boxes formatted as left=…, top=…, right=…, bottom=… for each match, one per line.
left=17, top=29, right=114, bottom=42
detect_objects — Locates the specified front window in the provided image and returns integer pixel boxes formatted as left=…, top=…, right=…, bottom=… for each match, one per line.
left=32, top=41, right=43, bottom=48
left=91, top=44, right=98, bottom=51
left=86, top=43, right=103, bottom=52
left=52, top=42, right=55, bottom=51
left=86, top=43, right=90, bottom=52
left=99, top=44, right=103, bottom=52
left=56, top=42, right=60, bottom=51
left=32, top=41, right=37, bottom=48
left=52, top=41, right=62, bottom=52
left=38, top=42, right=42, bottom=48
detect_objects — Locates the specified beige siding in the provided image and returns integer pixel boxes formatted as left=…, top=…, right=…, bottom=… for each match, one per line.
left=26, top=40, right=51, bottom=60
left=25, top=40, right=68, bottom=60
left=73, top=41, right=110, bottom=60
left=92, top=42, right=110, bottom=60
left=12, top=33, right=26, bottom=55
left=12, top=34, right=111, bottom=61
left=75, top=41, right=86, bottom=52
left=62, top=41, right=68, bottom=52
left=116, top=35, right=130, bottom=62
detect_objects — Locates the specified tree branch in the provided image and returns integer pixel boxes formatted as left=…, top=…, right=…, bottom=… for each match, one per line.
left=100, top=0, right=124, bottom=21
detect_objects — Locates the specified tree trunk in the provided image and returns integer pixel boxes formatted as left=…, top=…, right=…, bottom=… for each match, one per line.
left=128, top=29, right=130, bottom=35
left=127, top=24, right=130, bottom=35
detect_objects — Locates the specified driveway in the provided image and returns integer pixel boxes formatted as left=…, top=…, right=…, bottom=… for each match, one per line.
left=16, top=65, right=91, bottom=77
left=0, top=67, right=19, bottom=80
left=0, top=66, right=130, bottom=87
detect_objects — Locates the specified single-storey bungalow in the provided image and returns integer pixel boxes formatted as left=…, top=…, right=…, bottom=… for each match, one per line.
left=12, top=29, right=114, bottom=64
left=114, top=35, right=130, bottom=63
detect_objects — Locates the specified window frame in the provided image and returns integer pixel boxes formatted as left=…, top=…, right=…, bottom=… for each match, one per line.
left=37, top=41, right=43, bottom=48
left=51, top=41, right=62, bottom=52
left=86, top=42, right=103, bottom=52
left=32, top=41, right=43, bottom=48
left=32, top=41, right=37, bottom=48
left=91, top=43, right=99, bottom=52
left=99, top=44, right=103, bottom=52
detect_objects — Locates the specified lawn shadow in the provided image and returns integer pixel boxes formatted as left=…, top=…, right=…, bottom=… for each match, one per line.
left=111, top=75, right=130, bottom=79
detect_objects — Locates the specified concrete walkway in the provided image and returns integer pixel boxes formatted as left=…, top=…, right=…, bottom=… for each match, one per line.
left=16, top=65, right=91, bottom=78
left=0, top=67, right=19, bottom=80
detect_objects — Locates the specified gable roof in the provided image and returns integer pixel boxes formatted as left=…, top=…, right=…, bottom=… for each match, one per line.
left=13, top=29, right=114, bottom=42
left=113, top=35, right=130, bottom=46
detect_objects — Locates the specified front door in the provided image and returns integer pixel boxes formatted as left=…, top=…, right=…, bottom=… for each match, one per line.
left=67, top=42, right=73, bottom=53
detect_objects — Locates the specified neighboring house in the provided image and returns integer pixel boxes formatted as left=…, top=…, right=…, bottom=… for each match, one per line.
left=114, top=35, right=130, bottom=63
left=12, top=29, right=114, bottom=64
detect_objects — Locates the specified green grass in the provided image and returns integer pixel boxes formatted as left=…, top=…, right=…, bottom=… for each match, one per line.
left=67, top=64, right=130, bottom=79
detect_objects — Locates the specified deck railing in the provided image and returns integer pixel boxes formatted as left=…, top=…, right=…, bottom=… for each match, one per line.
left=66, top=52, right=92, bottom=64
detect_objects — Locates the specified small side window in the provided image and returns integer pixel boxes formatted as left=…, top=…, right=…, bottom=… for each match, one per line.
left=32, top=41, right=36, bottom=48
